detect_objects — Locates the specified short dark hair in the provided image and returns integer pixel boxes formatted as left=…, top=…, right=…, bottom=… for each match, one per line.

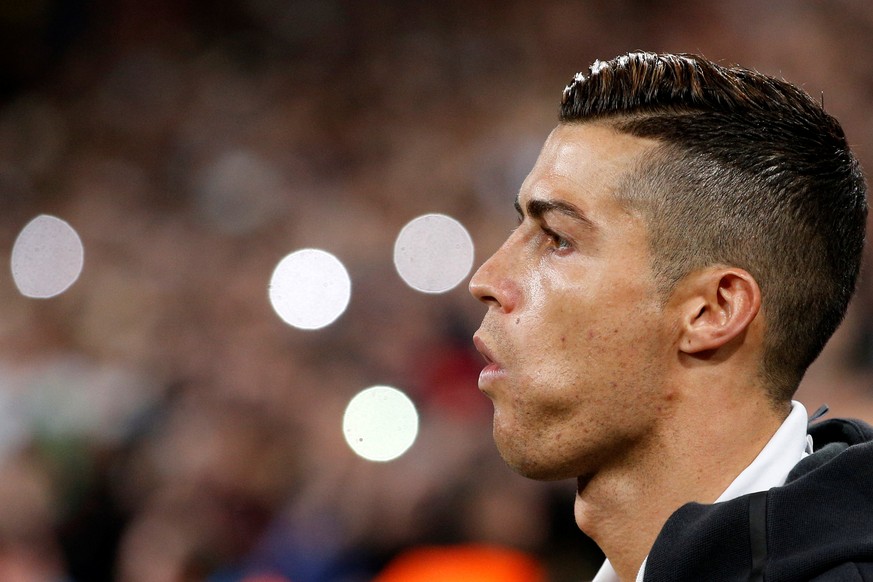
left=560, top=52, right=867, bottom=401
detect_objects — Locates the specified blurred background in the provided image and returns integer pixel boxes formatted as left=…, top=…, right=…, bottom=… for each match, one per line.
left=0, top=0, right=872, bottom=581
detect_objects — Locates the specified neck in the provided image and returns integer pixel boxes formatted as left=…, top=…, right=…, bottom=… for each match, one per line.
left=575, top=385, right=788, bottom=582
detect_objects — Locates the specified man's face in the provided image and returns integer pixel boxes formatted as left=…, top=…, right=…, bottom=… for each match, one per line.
left=469, top=122, right=675, bottom=481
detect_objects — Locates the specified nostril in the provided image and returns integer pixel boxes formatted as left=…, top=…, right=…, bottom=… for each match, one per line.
left=472, top=281, right=515, bottom=312
left=479, top=293, right=500, bottom=306
left=469, top=279, right=500, bottom=307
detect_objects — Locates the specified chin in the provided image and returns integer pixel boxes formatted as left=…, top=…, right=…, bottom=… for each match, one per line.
left=498, top=447, right=576, bottom=482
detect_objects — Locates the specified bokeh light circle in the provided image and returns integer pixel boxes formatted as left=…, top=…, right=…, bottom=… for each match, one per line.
left=11, top=214, right=84, bottom=299
left=343, top=386, right=419, bottom=462
left=268, top=249, right=351, bottom=330
left=393, top=213, right=474, bottom=293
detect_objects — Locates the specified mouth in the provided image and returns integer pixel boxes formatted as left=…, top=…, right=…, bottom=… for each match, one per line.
left=473, top=335, right=495, bottom=365
left=474, top=334, right=504, bottom=367
left=473, top=334, right=505, bottom=392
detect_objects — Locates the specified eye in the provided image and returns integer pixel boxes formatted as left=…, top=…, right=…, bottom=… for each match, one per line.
left=543, top=227, right=572, bottom=252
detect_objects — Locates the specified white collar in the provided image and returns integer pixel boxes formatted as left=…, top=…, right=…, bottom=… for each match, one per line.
left=592, top=401, right=811, bottom=582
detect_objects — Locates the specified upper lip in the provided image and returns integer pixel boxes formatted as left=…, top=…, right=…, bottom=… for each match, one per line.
left=473, top=335, right=498, bottom=367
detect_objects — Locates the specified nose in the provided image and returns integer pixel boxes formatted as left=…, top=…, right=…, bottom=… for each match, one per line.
left=468, top=240, right=519, bottom=313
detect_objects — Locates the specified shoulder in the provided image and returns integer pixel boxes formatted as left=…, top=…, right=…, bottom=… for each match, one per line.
left=644, top=419, right=873, bottom=582
left=808, top=562, right=873, bottom=581
left=763, top=428, right=873, bottom=580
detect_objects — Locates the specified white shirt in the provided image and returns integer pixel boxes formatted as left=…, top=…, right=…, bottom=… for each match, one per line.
left=591, top=401, right=812, bottom=582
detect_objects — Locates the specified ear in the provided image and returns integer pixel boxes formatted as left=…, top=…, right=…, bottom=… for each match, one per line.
left=678, top=268, right=762, bottom=355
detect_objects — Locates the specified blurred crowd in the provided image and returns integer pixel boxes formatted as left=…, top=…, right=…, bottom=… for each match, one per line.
left=0, top=1, right=871, bottom=581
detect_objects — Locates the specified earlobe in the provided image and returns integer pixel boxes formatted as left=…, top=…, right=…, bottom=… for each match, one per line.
left=679, top=268, right=762, bottom=355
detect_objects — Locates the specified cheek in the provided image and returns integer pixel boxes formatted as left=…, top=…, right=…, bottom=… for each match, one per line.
left=518, top=311, right=663, bottom=413
left=500, top=369, right=585, bottom=433
left=524, top=265, right=548, bottom=310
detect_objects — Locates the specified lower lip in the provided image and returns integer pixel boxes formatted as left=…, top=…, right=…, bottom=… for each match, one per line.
left=478, top=363, right=506, bottom=390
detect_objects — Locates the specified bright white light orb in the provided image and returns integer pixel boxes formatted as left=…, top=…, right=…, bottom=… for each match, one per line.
left=393, top=213, right=474, bottom=293
left=268, top=249, right=351, bottom=330
left=343, top=386, right=419, bottom=462
left=11, top=215, right=84, bottom=299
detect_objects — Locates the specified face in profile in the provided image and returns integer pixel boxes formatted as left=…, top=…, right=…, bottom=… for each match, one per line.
left=470, top=122, right=677, bottom=481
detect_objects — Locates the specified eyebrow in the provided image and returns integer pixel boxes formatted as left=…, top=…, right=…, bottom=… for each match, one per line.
left=514, top=196, right=596, bottom=229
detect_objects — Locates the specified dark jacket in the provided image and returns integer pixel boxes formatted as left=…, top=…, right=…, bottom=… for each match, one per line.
left=643, top=417, right=873, bottom=581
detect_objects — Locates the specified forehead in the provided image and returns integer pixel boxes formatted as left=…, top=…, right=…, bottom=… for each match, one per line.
left=519, top=122, right=658, bottom=214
